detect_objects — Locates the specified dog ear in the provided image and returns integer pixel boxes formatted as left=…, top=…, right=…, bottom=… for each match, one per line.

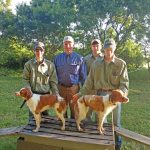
left=26, top=88, right=32, bottom=100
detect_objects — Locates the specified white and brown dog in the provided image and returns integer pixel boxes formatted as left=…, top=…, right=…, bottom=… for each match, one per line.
left=15, top=87, right=67, bottom=132
left=74, top=89, right=129, bottom=134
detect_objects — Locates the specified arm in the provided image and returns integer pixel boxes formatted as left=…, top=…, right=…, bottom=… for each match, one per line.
left=23, top=62, right=31, bottom=89
left=119, top=63, right=129, bottom=95
left=79, top=57, right=87, bottom=86
left=49, top=63, right=59, bottom=95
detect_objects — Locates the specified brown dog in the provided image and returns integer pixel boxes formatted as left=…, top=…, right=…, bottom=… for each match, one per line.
left=74, top=89, right=129, bottom=134
left=15, top=87, right=67, bottom=132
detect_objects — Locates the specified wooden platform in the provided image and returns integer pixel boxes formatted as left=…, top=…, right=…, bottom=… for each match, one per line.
left=17, top=116, right=115, bottom=150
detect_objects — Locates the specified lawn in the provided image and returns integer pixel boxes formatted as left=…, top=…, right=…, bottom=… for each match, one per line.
left=0, top=68, right=150, bottom=150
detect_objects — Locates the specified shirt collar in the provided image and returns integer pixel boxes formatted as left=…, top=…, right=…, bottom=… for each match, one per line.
left=33, top=58, right=46, bottom=66
left=103, top=55, right=116, bottom=64
left=91, top=53, right=103, bottom=59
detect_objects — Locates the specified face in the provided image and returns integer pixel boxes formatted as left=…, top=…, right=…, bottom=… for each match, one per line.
left=34, top=48, right=45, bottom=62
left=63, top=41, right=74, bottom=55
left=15, top=88, right=32, bottom=100
left=104, top=47, right=114, bottom=60
left=91, top=44, right=101, bottom=56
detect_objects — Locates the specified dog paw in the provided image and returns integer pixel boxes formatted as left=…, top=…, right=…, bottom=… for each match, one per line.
left=33, top=128, right=39, bottom=132
left=97, top=128, right=104, bottom=135
left=101, top=127, right=105, bottom=132
left=78, top=127, right=84, bottom=132
left=61, top=126, right=65, bottom=131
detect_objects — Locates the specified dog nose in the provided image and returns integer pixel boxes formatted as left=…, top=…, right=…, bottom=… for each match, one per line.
left=123, top=96, right=129, bottom=103
left=15, top=92, right=20, bottom=96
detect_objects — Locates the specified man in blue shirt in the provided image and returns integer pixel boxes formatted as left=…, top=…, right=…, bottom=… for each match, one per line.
left=54, top=36, right=87, bottom=118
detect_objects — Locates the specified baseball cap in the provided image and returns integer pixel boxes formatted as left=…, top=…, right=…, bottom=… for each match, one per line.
left=91, top=39, right=101, bottom=45
left=103, top=38, right=116, bottom=51
left=34, top=41, right=45, bottom=51
left=63, top=36, right=74, bottom=43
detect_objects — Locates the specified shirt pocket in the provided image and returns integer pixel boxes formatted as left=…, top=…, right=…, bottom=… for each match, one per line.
left=69, top=63, right=80, bottom=75
left=56, top=65, right=66, bottom=75
left=110, top=74, right=120, bottom=85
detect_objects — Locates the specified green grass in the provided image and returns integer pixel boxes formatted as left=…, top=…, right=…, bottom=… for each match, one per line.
left=0, top=68, right=150, bottom=149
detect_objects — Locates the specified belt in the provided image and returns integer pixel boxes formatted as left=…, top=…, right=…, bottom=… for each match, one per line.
left=97, top=89, right=112, bottom=93
left=33, top=91, right=49, bottom=95
left=59, top=83, right=79, bottom=88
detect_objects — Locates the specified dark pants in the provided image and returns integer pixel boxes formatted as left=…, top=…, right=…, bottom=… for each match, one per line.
left=58, top=84, right=80, bottom=119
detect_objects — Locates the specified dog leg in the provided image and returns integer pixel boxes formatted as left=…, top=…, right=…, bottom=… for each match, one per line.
left=98, top=113, right=105, bottom=134
left=76, top=119, right=84, bottom=131
left=33, top=113, right=41, bottom=132
left=57, top=113, right=65, bottom=131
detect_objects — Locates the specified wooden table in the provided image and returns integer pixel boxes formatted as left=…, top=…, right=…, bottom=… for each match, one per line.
left=17, top=116, right=115, bottom=150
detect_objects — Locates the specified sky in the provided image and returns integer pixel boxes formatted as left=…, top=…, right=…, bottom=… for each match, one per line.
left=10, top=0, right=31, bottom=13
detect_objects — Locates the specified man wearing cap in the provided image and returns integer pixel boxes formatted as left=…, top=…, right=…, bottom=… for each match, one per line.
left=84, top=39, right=103, bottom=122
left=85, top=39, right=103, bottom=74
left=73, top=38, right=129, bottom=150
left=54, top=36, right=87, bottom=119
left=23, top=41, right=60, bottom=119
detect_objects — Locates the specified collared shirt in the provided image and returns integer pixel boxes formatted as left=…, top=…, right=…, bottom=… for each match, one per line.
left=80, top=56, right=129, bottom=95
left=23, top=58, right=59, bottom=94
left=84, top=53, right=103, bottom=74
left=54, top=52, right=87, bottom=86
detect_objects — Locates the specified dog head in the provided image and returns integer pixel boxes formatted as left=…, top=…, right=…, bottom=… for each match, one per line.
left=15, top=87, right=32, bottom=100
left=110, top=89, right=129, bottom=104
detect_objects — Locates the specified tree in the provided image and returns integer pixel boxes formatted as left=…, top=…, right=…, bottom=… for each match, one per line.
left=0, top=0, right=150, bottom=69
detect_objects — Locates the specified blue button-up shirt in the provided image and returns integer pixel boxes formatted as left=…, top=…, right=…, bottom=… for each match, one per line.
left=54, top=52, right=87, bottom=86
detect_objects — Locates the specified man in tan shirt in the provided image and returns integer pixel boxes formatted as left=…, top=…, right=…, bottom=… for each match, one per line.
left=23, top=41, right=60, bottom=120
left=73, top=38, right=129, bottom=150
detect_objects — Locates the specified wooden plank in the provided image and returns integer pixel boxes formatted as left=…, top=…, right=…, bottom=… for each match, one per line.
left=23, top=126, right=113, bottom=141
left=0, top=126, right=24, bottom=137
left=18, top=133, right=114, bottom=150
left=17, top=138, right=62, bottom=150
left=115, top=127, right=150, bottom=146
left=17, top=116, right=115, bottom=150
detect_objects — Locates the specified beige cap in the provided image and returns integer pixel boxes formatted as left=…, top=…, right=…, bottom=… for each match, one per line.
left=63, top=36, right=74, bottom=43
left=91, top=39, right=101, bottom=45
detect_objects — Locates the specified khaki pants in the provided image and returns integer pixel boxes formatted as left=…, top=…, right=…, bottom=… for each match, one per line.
left=58, top=84, right=80, bottom=119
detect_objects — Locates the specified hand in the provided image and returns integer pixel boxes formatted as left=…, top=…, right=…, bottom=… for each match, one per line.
left=72, top=93, right=80, bottom=104
left=57, top=95, right=64, bottom=102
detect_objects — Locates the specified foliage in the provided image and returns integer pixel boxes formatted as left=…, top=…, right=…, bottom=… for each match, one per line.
left=0, top=0, right=149, bottom=69
left=0, top=38, right=33, bottom=68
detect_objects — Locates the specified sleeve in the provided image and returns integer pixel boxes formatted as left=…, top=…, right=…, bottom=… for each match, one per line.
left=49, top=63, right=59, bottom=95
left=23, top=62, right=31, bottom=89
left=79, top=62, right=95, bottom=96
left=79, top=57, right=87, bottom=86
left=119, top=63, right=129, bottom=95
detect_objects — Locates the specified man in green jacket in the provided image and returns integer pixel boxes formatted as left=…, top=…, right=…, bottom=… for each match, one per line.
left=23, top=41, right=60, bottom=119
left=73, top=38, right=129, bottom=150
left=84, top=39, right=103, bottom=121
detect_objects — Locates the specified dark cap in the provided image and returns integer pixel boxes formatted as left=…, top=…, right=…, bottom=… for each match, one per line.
left=103, top=38, right=116, bottom=51
left=34, top=41, right=45, bottom=51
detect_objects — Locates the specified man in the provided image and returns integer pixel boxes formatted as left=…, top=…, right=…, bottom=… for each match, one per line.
left=85, top=39, right=103, bottom=74
left=54, top=36, right=87, bottom=119
left=23, top=41, right=60, bottom=119
left=73, top=38, right=129, bottom=150
left=84, top=39, right=103, bottom=121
